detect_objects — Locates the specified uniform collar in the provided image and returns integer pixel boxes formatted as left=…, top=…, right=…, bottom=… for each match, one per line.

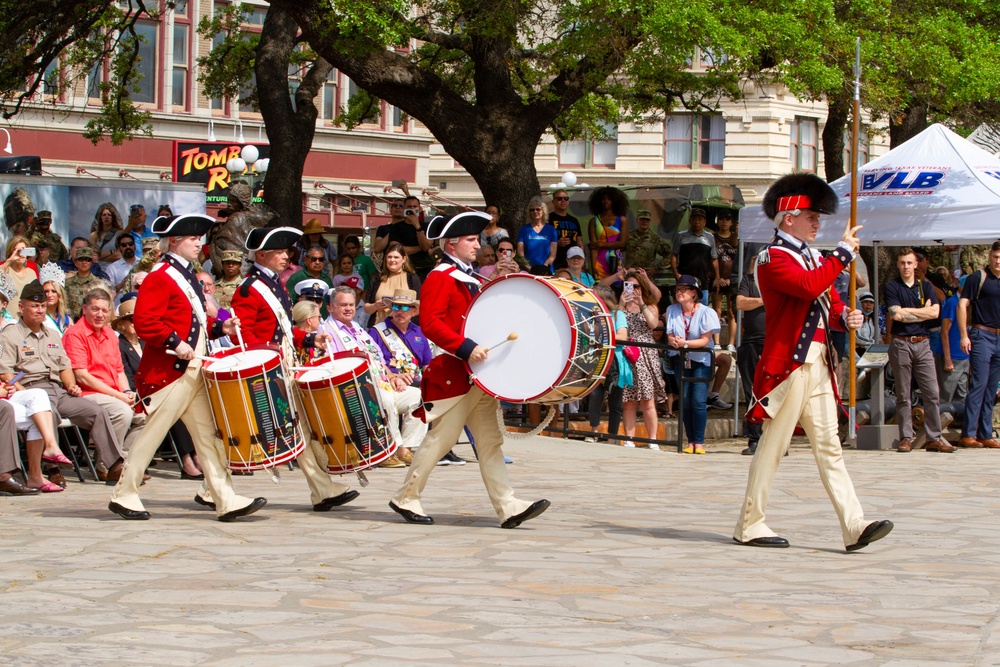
left=166, top=252, right=191, bottom=269
left=254, top=263, right=277, bottom=279
left=442, top=253, right=474, bottom=274
left=775, top=229, right=807, bottom=251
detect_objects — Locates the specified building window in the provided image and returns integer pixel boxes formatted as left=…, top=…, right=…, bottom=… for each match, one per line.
left=558, top=122, right=618, bottom=168
left=172, top=23, right=189, bottom=108
left=790, top=117, right=818, bottom=172
left=842, top=127, right=869, bottom=172
left=42, top=60, right=61, bottom=97
left=664, top=114, right=725, bottom=168
left=391, top=105, right=405, bottom=130
left=321, top=69, right=338, bottom=121
left=132, top=20, right=158, bottom=104
left=86, top=61, right=103, bottom=100
left=347, top=78, right=381, bottom=126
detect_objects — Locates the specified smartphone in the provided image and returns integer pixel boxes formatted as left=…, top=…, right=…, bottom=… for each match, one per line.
left=404, top=208, right=418, bottom=217
left=20, top=247, right=36, bottom=257
left=7, top=371, right=24, bottom=386
left=623, top=282, right=635, bottom=301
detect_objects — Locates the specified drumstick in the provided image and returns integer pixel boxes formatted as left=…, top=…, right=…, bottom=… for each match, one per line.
left=488, top=332, right=518, bottom=351
left=166, top=350, right=214, bottom=362
left=234, top=322, right=247, bottom=354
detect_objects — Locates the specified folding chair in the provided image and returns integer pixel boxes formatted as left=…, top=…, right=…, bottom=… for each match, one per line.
left=58, top=418, right=99, bottom=482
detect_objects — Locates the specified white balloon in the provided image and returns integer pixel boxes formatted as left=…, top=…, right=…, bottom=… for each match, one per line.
left=240, top=145, right=260, bottom=164
left=562, top=171, right=577, bottom=187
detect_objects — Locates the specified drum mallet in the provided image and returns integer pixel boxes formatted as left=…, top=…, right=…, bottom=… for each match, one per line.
left=234, top=322, right=247, bottom=354
left=166, top=350, right=215, bottom=362
left=488, top=332, right=518, bottom=351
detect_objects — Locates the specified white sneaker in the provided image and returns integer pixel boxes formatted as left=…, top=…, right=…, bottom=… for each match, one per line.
left=623, top=440, right=635, bottom=448
left=726, top=344, right=737, bottom=354
left=583, top=436, right=597, bottom=443
left=647, top=443, right=660, bottom=451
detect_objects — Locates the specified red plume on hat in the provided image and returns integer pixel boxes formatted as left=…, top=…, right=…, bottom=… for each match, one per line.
left=762, top=172, right=838, bottom=219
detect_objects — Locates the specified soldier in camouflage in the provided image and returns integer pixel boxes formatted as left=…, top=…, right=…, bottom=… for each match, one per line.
left=28, top=211, right=69, bottom=262
left=214, top=249, right=245, bottom=310
left=64, top=247, right=113, bottom=318
left=624, top=209, right=672, bottom=276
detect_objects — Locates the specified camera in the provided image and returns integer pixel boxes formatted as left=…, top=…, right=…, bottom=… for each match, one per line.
left=404, top=208, right=418, bottom=217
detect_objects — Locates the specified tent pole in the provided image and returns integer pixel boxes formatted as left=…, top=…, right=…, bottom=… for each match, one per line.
left=847, top=37, right=862, bottom=446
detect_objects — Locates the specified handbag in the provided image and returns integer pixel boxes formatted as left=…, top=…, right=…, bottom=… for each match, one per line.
left=623, top=344, right=641, bottom=365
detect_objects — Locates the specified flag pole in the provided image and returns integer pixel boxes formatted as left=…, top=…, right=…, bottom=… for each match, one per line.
left=848, top=37, right=861, bottom=445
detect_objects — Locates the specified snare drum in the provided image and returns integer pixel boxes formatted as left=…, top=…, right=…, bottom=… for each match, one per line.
left=462, top=274, right=615, bottom=403
left=295, top=352, right=397, bottom=473
left=202, top=345, right=305, bottom=471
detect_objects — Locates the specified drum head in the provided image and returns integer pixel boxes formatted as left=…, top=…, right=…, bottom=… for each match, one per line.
left=205, top=348, right=277, bottom=373
left=463, top=276, right=573, bottom=402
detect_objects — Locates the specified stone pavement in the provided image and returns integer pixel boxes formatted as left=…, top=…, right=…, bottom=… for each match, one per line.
left=3, top=437, right=1000, bottom=666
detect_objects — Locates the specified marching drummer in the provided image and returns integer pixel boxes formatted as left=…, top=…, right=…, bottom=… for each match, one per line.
left=108, top=213, right=267, bottom=522
left=388, top=211, right=550, bottom=528
left=224, top=226, right=361, bottom=513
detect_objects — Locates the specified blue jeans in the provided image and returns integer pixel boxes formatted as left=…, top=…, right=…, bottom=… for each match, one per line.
left=677, top=359, right=711, bottom=443
left=963, top=327, right=1000, bottom=439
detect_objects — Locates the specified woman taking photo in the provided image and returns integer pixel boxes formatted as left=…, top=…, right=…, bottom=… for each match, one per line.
left=1, top=236, right=40, bottom=314
left=517, top=196, right=558, bottom=271
left=665, top=275, right=720, bottom=455
left=620, top=271, right=666, bottom=449
left=363, top=241, right=421, bottom=327
left=90, top=203, right=125, bottom=264
left=588, top=187, right=630, bottom=280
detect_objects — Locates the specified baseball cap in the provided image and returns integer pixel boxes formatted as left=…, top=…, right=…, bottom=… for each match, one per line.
left=566, top=246, right=585, bottom=260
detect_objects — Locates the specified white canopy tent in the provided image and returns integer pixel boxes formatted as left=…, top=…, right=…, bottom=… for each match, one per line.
left=741, top=123, right=1000, bottom=245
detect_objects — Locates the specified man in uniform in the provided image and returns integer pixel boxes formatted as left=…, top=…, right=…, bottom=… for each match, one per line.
left=228, top=226, right=360, bottom=513
left=389, top=211, right=550, bottom=528
left=733, top=173, right=893, bottom=552
left=108, top=213, right=266, bottom=521
left=28, top=211, right=68, bottom=262
left=625, top=209, right=671, bottom=276
left=214, top=249, right=244, bottom=310
left=64, top=246, right=113, bottom=317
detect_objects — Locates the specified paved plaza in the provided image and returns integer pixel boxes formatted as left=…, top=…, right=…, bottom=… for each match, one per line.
left=3, top=435, right=1000, bottom=666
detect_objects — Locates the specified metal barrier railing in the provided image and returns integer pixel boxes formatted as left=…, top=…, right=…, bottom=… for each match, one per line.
left=503, top=339, right=720, bottom=453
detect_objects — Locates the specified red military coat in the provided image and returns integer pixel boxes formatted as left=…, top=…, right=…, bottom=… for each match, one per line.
left=134, top=257, right=223, bottom=399
left=746, top=235, right=852, bottom=423
left=419, top=261, right=483, bottom=408
left=230, top=267, right=313, bottom=349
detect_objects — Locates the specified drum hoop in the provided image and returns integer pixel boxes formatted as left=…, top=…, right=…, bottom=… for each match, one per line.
left=463, top=274, right=585, bottom=404
left=204, top=343, right=282, bottom=381
left=297, top=353, right=370, bottom=390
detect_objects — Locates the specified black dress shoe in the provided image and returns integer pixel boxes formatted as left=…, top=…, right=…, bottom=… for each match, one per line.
left=314, top=490, right=360, bottom=512
left=741, top=447, right=756, bottom=456
left=846, top=519, right=894, bottom=552
left=501, top=499, right=551, bottom=529
left=194, top=495, right=216, bottom=510
left=108, top=501, right=151, bottom=520
left=181, top=471, right=205, bottom=481
left=733, top=536, right=790, bottom=548
left=218, top=497, right=267, bottom=523
left=0, top=477, right=41, bottom=496
left=388, top=500, right=434, bottom=525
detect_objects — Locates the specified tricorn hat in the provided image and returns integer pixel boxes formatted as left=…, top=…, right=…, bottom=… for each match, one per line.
left=425, top=211, right=491, bottom=241
left=763, top=173, right=838, bottom=219
left=151, top=213, right=216, bottom=237
left=245, top=226, right=302, bottom=251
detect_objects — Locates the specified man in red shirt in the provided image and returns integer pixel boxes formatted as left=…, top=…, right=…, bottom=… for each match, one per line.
left=63, top=289, right=144, bottom=449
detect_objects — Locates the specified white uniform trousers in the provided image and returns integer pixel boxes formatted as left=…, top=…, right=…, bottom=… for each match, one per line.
left=391, top=385, right=532, bottom=522
left=111, top=359, right=255, bottom=517
left=734, top=344, right=868, bottom=546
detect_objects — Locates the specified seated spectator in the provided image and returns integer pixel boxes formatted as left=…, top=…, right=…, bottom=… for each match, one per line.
left=41, top=270, right=72, bottom=334
left=119, top=237, right=160, bottom=293
left=856, top=292, right=878, bottom=354
left=492, top=238, right=520, bottom=278
left=1, top=235, right=40, bottom=314
left=63, top=289, right=145, bottom=451
left=332, top=254, right=358, bottom=287
left=564, top=246, right=595, bottom=287
left=105, top=233, right=140, bottom=293
left=0, top=400, right=41, bottom=496
left=113, top=298, right=202, bottom=478
left=0, top=273, right=17, bottom=327
left=287, top=245, right=333, bottom=303
left=0, top=281, right=126, bottom=483
left=294, top=280, right=328, bottom=309
left=665, top=275, right=719, bottom=454
left=297, top=219, right=337, bottom=268
left=363, top=242, right=421, bottom=327
left=475, top=244, right=497, bottom=278
left=292, top=300, right=325, bottom=365
left=7, top=385, right=70, bottom=492
left=64, top=246, right=113, bottom=318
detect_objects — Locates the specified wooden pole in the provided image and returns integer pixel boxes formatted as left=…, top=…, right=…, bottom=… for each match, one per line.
left=848, top=37, right=861, bottom=444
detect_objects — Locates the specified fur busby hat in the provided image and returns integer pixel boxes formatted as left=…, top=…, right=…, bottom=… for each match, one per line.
left=762, top=173, right=838, bottom=219
left=426, top=211, right=491, bottom=240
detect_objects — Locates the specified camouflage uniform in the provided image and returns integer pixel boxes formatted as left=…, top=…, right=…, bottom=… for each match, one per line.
left=624, top=228, right=672, bottom=274
left=960, top=245, right=991, bottom=275
left=29, top=230, right=69, bottom=262
left=65, top=273, right=113, bottom=318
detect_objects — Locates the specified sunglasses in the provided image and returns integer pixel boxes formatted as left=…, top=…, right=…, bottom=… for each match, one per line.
left=119, top=241, right=135, bottom=248
left=391, top=304, right=412, bottom=311
left=554, top=196, right=569, bottom=201
left=76, top=257, right=93, bottom=263
left=307, top=256, right=325, bottom=262
left=130, top=205, right=144, bottom=212
left=529, top=208, right=543, bottom=212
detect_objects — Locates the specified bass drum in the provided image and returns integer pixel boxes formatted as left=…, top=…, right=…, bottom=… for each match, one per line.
left=462, top=274, right=615, bottom=404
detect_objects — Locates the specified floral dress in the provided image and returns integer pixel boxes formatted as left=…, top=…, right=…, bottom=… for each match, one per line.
left=622, top=309, right=667, bottom=403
